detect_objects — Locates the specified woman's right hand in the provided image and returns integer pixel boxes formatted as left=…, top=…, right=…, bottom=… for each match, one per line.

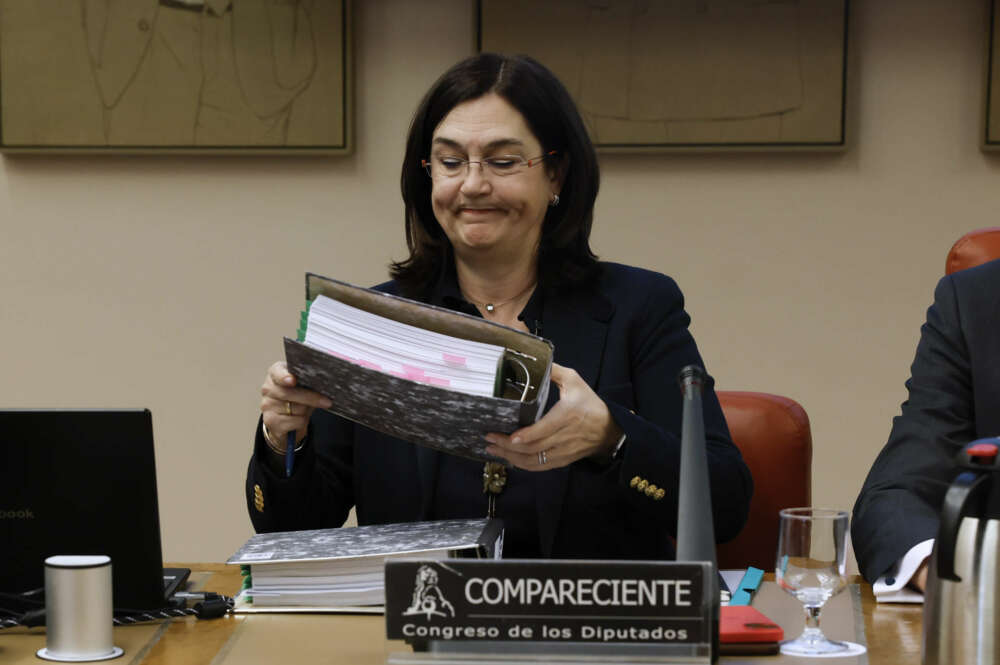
left=260, top=361, right=333, bottom=451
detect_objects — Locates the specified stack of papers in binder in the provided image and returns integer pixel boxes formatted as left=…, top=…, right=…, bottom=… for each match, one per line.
left=227, top=518, right=503, bottom=613
left=301, top=295, right=506, bottom=398
left=283, top=274, right=554, bottom=462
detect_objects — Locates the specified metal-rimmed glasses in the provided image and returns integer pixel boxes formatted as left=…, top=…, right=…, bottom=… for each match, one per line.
left=421, top=150, right=556, bottom=180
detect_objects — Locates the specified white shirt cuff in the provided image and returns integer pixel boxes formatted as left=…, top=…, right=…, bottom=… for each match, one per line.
left=872, top=539, right=933, bottom=603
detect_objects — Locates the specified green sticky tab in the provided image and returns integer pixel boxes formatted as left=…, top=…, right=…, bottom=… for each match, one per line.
left=240, top=565, right=253, bottom=602
left=296, top=299, right=316, bottom=341
left=297, top=309, right=310, bottom=342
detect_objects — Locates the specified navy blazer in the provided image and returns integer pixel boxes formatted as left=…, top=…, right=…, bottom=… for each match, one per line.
left=247, top=262, right=753, bottom=559
left=852, top=258, right=1000, bottom=582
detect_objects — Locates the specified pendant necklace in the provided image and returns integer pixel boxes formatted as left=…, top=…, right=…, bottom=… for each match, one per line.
left=463, top=281, right=537, bottom=314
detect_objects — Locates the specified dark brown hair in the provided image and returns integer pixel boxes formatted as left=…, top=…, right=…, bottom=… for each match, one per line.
left=391, top=53, right=600, bottom=297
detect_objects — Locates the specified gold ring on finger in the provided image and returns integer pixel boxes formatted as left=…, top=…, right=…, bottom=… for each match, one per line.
left=285, top=401, right=293, bottom=416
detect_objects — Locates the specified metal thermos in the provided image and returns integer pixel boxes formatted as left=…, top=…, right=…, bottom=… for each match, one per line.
left=923, top=438, right=1000, bottom=665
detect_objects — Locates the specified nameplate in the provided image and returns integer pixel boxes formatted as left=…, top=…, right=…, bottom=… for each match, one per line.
left=384, top=560, right=712, bottom=645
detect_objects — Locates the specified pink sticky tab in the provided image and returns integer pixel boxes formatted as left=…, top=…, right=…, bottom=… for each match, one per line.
left=425, top=377, right=451, bottom=387
left=442, top=353, right=467, bottom=366
left=357, top=359, right=381, bottom=371
left=402, top=364, right=426, bottom=378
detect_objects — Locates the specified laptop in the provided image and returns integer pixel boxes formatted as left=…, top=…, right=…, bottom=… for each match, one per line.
left=0, top=409, right=187, bottom=611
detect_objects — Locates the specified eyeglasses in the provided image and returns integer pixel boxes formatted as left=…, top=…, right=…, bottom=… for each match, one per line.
left=422, top=150, right=557, bottom=180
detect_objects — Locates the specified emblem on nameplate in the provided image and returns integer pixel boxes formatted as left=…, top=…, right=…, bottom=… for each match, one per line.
left=403, top=565, right=455, bottom=619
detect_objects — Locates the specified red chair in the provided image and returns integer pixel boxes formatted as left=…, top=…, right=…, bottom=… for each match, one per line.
left=716, top=391, right=812, bottom=570
left=945, top=227, right=1000, bottom=275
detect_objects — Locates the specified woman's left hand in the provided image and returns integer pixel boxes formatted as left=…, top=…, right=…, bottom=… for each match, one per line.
left=485, top=363, right=623, bottom=470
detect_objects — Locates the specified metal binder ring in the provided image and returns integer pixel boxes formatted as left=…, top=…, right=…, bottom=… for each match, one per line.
left=538, top=450, right=548, bottom=466
left=508, top=357, right=531, bottom=402
left=285, top=401, right=293, bottom=416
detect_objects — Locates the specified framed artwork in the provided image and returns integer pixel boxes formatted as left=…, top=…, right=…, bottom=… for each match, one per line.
left=985, top=0, right=1000, bottom=150
left=0, top=0, right=351, bottom=154
left=478, top=0, right=849, bottom=152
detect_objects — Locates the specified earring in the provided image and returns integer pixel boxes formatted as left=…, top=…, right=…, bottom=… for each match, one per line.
left=549, top=193, right=560, bottom=207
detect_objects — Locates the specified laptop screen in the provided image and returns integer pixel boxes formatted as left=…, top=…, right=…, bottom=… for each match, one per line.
left=0, top=409, right=169, bottom=610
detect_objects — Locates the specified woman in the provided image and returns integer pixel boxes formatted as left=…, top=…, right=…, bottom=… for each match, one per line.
left=247, top=53, right=752, bottom=559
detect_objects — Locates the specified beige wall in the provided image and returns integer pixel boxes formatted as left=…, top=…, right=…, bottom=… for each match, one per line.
left=2, top=0, right=997, bottom=564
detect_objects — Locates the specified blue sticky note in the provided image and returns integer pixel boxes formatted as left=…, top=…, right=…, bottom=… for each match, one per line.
left=729, top=566, right=764, bottom=606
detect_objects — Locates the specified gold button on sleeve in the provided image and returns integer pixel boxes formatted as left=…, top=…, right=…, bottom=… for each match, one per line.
left=655, top=489, right=665, bottom=500
left=630, top=476, right=641, bottom=488
left=253, top=484, right=264, bottom=512
left=637, top=479, right=648, bottom=491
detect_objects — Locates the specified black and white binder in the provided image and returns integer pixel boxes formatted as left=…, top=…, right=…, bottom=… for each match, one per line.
left=284, top=273, right=554, bottom=463
left=227, top=518, right=503, bottom=613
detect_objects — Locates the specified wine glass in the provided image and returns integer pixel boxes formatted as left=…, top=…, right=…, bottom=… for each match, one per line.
left=775, top=507, right=850, bottom=656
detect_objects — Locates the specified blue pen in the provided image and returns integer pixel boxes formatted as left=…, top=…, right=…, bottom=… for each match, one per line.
left=285, top=430, right=296, bottom=477
left=730, top=566, right=764, bottom=606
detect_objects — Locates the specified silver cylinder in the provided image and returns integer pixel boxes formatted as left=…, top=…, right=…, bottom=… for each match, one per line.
left=37, top=555, right=123, bottom=662
left=923, top=517, right=1000, bottom=665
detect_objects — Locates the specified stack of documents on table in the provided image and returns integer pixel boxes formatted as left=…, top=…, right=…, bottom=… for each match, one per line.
left=227, top=518, right=503, bottom=613
left=301, top=295, right=507, bottom=397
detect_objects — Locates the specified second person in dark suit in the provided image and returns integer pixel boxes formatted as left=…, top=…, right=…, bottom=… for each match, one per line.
left=853, top=257, right=1000, bottom=597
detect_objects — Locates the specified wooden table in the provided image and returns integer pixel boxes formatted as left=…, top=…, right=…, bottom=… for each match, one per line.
left=0, top=565, right=923, bottom=664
